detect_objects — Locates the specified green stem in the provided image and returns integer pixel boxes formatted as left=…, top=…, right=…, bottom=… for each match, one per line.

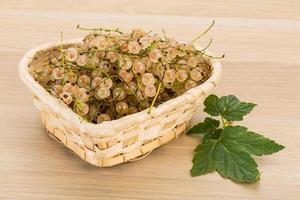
left=221, top=116, right=226, bottom=127
left=147, top=82, right=162, bottom=114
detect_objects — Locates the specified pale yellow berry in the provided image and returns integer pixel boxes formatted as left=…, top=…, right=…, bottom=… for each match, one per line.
left=128, top=41, right=142, bottom=54
left=106, top=51, right=118, bottom=63
left=139, top=36, right=153, bottom=49
left=95, top=36, right=109, bottom=50
left=119, top=70, right=133, bottom=82
left=144, top=85, right=156, bottom=97
left=59, top=92, right=73, bottom=105
left=190, top=68, right=203, bottom=81
left=149, top=49, right=161, bottom=63
left=116, top=101, right=129, bottom=114
left=142, top=73, right=155, bottom=86
left=187, top=56, right=199, bottom=67
left=91, top=77, right=103, bottom=88
left=77, top=75, right=91, bottom=88
left=128, top=106, right=138, bottom=114
left=131, top=28, right=145, bottom=40
left=113, top=87, right=127, bottom=101
left=65, top=48, right=78, bottom=62
left=97, top=114, right=111, bottom=123
left=100, top=78, right=113, bottom=89
left=176, top=70, right=188, bottom=82
left=63, top=82, right=76, bottom=94
left=185, top=79, right=197, bottom=90
left=52, top=68, right=64, bottom=80
left=76, top=54, right=88, bottom=66
left=96, top=88, right=111, bottom=99
left=132, top=61, right=145, bottom=74
left=51, top=85, right=63, bottom=96
left=75, top=88, right=89, bottom=102
left=163, top=69, right=176, bottom=83
left=119, top=56, right=132, bottom=70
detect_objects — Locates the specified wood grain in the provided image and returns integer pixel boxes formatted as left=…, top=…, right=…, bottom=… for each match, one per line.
left=0, top=1, right=299, bottom=199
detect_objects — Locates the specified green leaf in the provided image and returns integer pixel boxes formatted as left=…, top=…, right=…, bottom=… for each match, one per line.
left=220, top=126, right=285, bottom=156
left=191, top=140, right=217, bottom=176
left=214, top=143, right=260, bottom=183
left=217, top=95, right=256, bottom=121
left=191, top=139, right=260, bottom=182
left=203, top=95, right=256, bottom=121
left=187, top=117, right=220, bottom=135
left=203, top=95, right=220, bottom=116
left=190, top=94, right=284, bottom=183
left=202, top=129, right=222, bottom=143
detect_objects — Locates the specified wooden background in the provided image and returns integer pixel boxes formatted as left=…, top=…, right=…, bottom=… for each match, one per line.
left=0, top=1, right=299, bottom=199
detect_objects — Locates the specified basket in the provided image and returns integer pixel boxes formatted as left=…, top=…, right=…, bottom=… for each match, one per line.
left=19, top=39, right=222, bottom=167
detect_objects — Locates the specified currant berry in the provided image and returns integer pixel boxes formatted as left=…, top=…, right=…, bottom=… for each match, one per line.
left=91, top=69, right=102, bottom=78
left=99, top=61, right=111, bottom=72
left=119, top=56, right=132, bottom=70
left=115, top=101, right=129, bottom=114
left=184, top=79, right=197, bottom=90
left=119, top=70, right=133, bottom=82
left=96, top=88, right=111, bottom=99
left=99, top=78, right=113, bottom=89
left=76, top=54, right=88, bottom=66
left=128, top=41, right=142, bottom=54
left=113, top=87, right=127, bottom=101
left=132, top=61, right=146, bottom=75
left=91, top=77, right=103, bottom=88
left=63, top=82, right=76, bottom=94
left=144, top=85, right=156, bottom=97
left=128, top=106, right=138, bottom=114
left=140, top=57, right=152, bottom=69
left=106, top=51, right=118, bottom=63
left=65, top=48, right=78, bottom=62
left=77, top=75, right=91, bottom=88
left=90, top=56, right=100, bottom=67
left=123, top=81, right=137, bottom=95
left=65, top=72, right=77, bottom=83
left=187, top=56, right=199, bottom=67
left=149, top=49, right=161, bottom=63
left=97, top=113, right=111, bottom=123
left=74, top=88, right=89, bottom=102
left=176, top=70, right=188, bottom=82
left=75, top=102, right=89, bottom=116
left=142, top=73, right=155, bottom=86
left=59, top=92, right=73, bottom=105
left=51, top=85, right=63, bottom=96
left=190, top=68, right=203, bottom=81
left=52, top=68, right=64, bottom=80
left=163, top=69, right=176, bottom=83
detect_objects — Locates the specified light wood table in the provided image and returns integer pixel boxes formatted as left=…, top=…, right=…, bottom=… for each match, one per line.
left=0, top=1, right=299, bottom=199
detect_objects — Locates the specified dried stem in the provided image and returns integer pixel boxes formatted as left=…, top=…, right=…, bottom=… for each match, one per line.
left=77, top=24, right=123, bottom=34
left=191, top=20, right=215, bottom=43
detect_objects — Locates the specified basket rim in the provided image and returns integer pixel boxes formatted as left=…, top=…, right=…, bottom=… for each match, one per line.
left=19, top=38, right=222, bottom=137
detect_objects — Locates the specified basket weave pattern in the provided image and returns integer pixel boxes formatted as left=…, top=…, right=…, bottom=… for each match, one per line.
left=19, top=39, right=222, bottom=167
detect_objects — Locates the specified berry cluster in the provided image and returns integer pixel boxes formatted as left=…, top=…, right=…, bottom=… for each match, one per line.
left=29, top=27, right=213, bottom=123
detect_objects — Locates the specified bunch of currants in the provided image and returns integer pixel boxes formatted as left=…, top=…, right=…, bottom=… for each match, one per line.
left=29, top=27, right=212, bottom=123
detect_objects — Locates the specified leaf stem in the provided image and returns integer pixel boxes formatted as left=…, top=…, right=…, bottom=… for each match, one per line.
left=221, top=116, right=226, bottom=127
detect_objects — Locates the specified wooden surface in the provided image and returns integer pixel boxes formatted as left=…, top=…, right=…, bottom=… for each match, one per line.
left=0, top=1, right=300, bottom=199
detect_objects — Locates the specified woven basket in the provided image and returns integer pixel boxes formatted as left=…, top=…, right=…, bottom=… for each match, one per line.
left=19, top=39, right=222, bottom=167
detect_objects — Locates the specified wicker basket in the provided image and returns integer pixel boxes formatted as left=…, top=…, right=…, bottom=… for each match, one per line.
left=19, top=39, right=222, bottom=167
